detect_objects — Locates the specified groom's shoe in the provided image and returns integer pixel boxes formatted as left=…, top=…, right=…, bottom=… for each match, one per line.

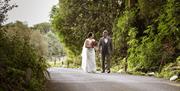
left=107, top=70, right=111, bottom=73
left=101, top=70, right=105, bottom=73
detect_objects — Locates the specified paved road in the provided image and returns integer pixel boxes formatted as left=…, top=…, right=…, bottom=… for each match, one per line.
left=46, top=68, right=180, bottom=91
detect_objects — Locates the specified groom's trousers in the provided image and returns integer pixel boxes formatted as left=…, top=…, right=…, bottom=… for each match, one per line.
left=101, top=54, right=110, bottom=72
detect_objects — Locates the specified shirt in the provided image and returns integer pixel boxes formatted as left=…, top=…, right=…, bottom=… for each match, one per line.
left=104, top=38, right=108, bottom=43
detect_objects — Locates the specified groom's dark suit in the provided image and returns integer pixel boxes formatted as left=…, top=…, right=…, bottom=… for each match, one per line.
left=98, top=36, right=113, bottom=73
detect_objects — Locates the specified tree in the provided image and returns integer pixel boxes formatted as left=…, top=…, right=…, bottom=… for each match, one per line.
left=114, top=0, right=180, bottom=73
left=51, top=0, right=123, bottom=54
left=45, top=31, right=64, bottom=60
left=32, top=22, right=51, bottom=34
left=0, top=21, right=49, bottom=91
left=0, top=0, right=17, bottom=26
left=32, top=22, right=65, bottom=62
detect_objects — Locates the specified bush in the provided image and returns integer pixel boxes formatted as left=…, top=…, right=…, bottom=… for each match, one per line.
left=159, top=56, right=180, bottom=79
left=114, top=0, right=180, bottom=74
left=0, top=21, right=48, bottom=91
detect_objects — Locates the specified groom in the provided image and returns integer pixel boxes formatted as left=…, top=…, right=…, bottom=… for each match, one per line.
left=98, top=30, right=113, bottom=73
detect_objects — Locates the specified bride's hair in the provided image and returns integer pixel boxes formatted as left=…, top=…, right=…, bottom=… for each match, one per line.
left=87, top=32, right=93, bottom=38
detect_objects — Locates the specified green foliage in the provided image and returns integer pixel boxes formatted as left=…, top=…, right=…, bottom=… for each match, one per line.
left=0, top=0, right=17, bottom=25
left=159, top=56, right=180, bottom=79
left=32, top=22, right=65, bottom=66
left=45, top=31, right=64, bottom=58
left=113, top=9, right=137, bottom=58
left=138, top=0, right=163, bottom=18
left=32, top=22, right=51, bottom=34
left=112, top=8, right=139, bottom=72
left=114, top=0, right=180, bottom=73
left=127, top=25, right=163, bottom=72
left=0, top=21, right=48, bottom=91
left=158, top=0, right=179, bottom=66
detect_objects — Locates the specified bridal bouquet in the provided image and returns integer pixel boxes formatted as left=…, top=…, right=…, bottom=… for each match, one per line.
left=92, top=40, right=97, bottom=47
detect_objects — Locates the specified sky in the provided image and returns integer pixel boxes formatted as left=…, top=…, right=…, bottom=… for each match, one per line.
left=6, top=0, right=59, bottom=26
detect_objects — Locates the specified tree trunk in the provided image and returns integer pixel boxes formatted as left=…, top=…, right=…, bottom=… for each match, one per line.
left=128, top=0, right=137, bottom=8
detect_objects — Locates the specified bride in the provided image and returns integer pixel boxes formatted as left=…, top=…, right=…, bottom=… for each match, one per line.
left=81, top=32, right=96, bottom=73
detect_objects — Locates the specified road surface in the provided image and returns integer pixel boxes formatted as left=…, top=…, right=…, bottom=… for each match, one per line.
left=46, top=68, right=180, bottom=91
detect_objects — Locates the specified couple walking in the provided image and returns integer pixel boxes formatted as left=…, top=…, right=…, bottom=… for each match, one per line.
left=81, top=30, right=113, bottom=73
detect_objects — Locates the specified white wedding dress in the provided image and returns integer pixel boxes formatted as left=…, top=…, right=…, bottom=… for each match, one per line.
left=81, top=42, right=96, bottom=73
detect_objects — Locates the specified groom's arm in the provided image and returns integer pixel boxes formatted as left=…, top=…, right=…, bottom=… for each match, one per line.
left=110, top=38, right=113, bottom=54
